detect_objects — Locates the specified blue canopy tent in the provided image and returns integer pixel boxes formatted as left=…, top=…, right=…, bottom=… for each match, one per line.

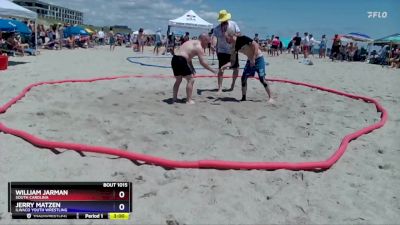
left=63, top=26, right=89, bottom=37
left=343, top=32, right=373, bottom=42
left=0, top=18, right=31, bottom=35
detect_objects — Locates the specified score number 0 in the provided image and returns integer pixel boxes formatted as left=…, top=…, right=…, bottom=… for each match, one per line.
left=118, top=191, right=126, bottom=211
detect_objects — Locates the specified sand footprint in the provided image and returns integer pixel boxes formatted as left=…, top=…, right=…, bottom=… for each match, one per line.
left=225, top=117, right=232, bottom=125
left=139, top=190, right=157, bottom=199
left=229, top=109, right=247, bottom=119
left=156, top=130, right=173, bottom=136
left=378, top=164, right=393, bottom=170
left=157, top=171, right=181, bottom=186
left=205, top=178, right=218, bottom=205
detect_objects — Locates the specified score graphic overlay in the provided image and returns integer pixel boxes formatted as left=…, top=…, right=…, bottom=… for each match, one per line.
left=8, top=182, right=132, bottom=220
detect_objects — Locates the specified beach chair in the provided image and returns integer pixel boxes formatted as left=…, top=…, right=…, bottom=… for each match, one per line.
left=24, top=48, right=39, bottom=56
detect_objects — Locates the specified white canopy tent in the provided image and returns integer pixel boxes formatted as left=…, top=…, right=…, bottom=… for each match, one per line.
left=0, top=0, right=37, bottom=19
left=168, top=10, right=213, bottom=30
left=0, top=0, right=38, bottom=51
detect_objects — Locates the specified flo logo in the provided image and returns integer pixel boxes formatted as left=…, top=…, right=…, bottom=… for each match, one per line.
left=367, top=11, right=388, bottom=18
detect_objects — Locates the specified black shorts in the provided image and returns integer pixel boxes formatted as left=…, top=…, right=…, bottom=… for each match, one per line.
left=217, top=53, right=239, bottom=69
left=332, top=46, right=340, bottom=54
left=171, top=55, right=193, bottom=76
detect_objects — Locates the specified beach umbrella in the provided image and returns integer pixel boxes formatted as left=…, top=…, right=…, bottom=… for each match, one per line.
left=373, top=33, right=400, bottom=45
left=343, top=32, right=373, bottom=42
left=63, top=25, right=89, bottom=37
left=339, top=36, right=353, bottom=43
left=0, top=18, right=31, bottom=35
left=84, top=28, right=94, bottom=34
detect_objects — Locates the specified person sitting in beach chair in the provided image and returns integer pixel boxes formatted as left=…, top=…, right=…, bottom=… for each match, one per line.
left=6, top=33, right=25, bottom=56
left=358, top=47, right=368, bottom=61
left=0, top=32, right=6, bottom=54
left=65, top=36, right=75, bottom=49
left=0, top=31, right=5, bottom=45
left=171, top=33, right=217, bottom=104
left=389, top=47, right=400, bottom=69
left=220, top=29, right=274, bottom=103
left=378, top=45, right=389, bottom=66
left=15, top=35, right=29, bottom=50
left=15, top=34, right=39, bottom=56
left=43, top=39, right=57, bottom=50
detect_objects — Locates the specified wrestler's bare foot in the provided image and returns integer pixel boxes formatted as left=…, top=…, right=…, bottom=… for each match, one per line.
left=267, top=98, right=275, bottom=104
left=186, top=100, right=195, bottom=105
left=216, top=89, right=222, bottom=95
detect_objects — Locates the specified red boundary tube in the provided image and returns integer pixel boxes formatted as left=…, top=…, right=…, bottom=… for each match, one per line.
left=0, top=75, right=388, bottom=171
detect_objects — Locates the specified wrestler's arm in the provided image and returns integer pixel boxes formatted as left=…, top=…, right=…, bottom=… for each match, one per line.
left=198, top=47, right=217, bottom=74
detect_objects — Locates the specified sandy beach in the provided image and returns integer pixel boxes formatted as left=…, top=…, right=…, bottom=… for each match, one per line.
left=0, top=46, right=399, bottom=224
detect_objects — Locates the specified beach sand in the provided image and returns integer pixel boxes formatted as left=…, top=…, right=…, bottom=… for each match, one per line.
left=0, top=46, right=399, bottom=224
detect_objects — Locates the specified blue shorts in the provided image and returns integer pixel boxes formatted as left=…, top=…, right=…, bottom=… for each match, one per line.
left=242, top=56, right=266, bottom=80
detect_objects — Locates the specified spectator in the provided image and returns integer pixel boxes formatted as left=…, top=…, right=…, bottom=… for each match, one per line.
left=347, top=42, right=357, bottom=61
left=378, top=45, right=389, bottom=66
left=6, top=32, right=25, bottom=56
left=279, top=37, right=283, bottom=54
left=271, top=36, right=280, bottom=56
left=292, top=32, right=301, bottom=59
left=66, top=35, right=75, bottom=49
left=154, top=29, right=162, bottom=55
left=302, top=32, right=310, bottom=58
left=109, top=27, right=116, bottom=51
left=137, top=28, right=144, bottom=53
left=287, top=39, right=293, bottom=54
left=331, top=34, right=341, bottom=61
left=39, top=24, right=46, bottom=46
left=253, top=33, right=259, bottom=44
left=207, top=30, right=214, bottom=56
left=389, top=46, right=400, bottom=68
left=98, top=28, right=105, bottom=45
left=182, top=32, right=190, bottom=44
left=319, top=34, right=327, bottom=58
left=309, top=34, right=316, bottom=57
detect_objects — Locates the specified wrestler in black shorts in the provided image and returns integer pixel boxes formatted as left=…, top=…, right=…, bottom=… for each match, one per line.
left=171, top=55, right=195, bottom=76
left=217, top=52, right=239, bottom=69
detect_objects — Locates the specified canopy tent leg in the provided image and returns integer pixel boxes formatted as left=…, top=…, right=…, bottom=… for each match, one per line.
left=35, top=19, right=37, bottom=52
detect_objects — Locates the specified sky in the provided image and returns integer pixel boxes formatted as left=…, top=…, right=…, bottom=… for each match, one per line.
left=44, top=0, right=399, bottom=39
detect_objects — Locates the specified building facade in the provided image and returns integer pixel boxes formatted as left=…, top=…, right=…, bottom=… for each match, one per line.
left=13, top=0, right=83, bottom=25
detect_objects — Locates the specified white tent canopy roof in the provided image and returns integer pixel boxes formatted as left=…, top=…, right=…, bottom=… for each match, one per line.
left=169, top=10, right=212, bottom=29
left=0, top=0, right=37, bottom=19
